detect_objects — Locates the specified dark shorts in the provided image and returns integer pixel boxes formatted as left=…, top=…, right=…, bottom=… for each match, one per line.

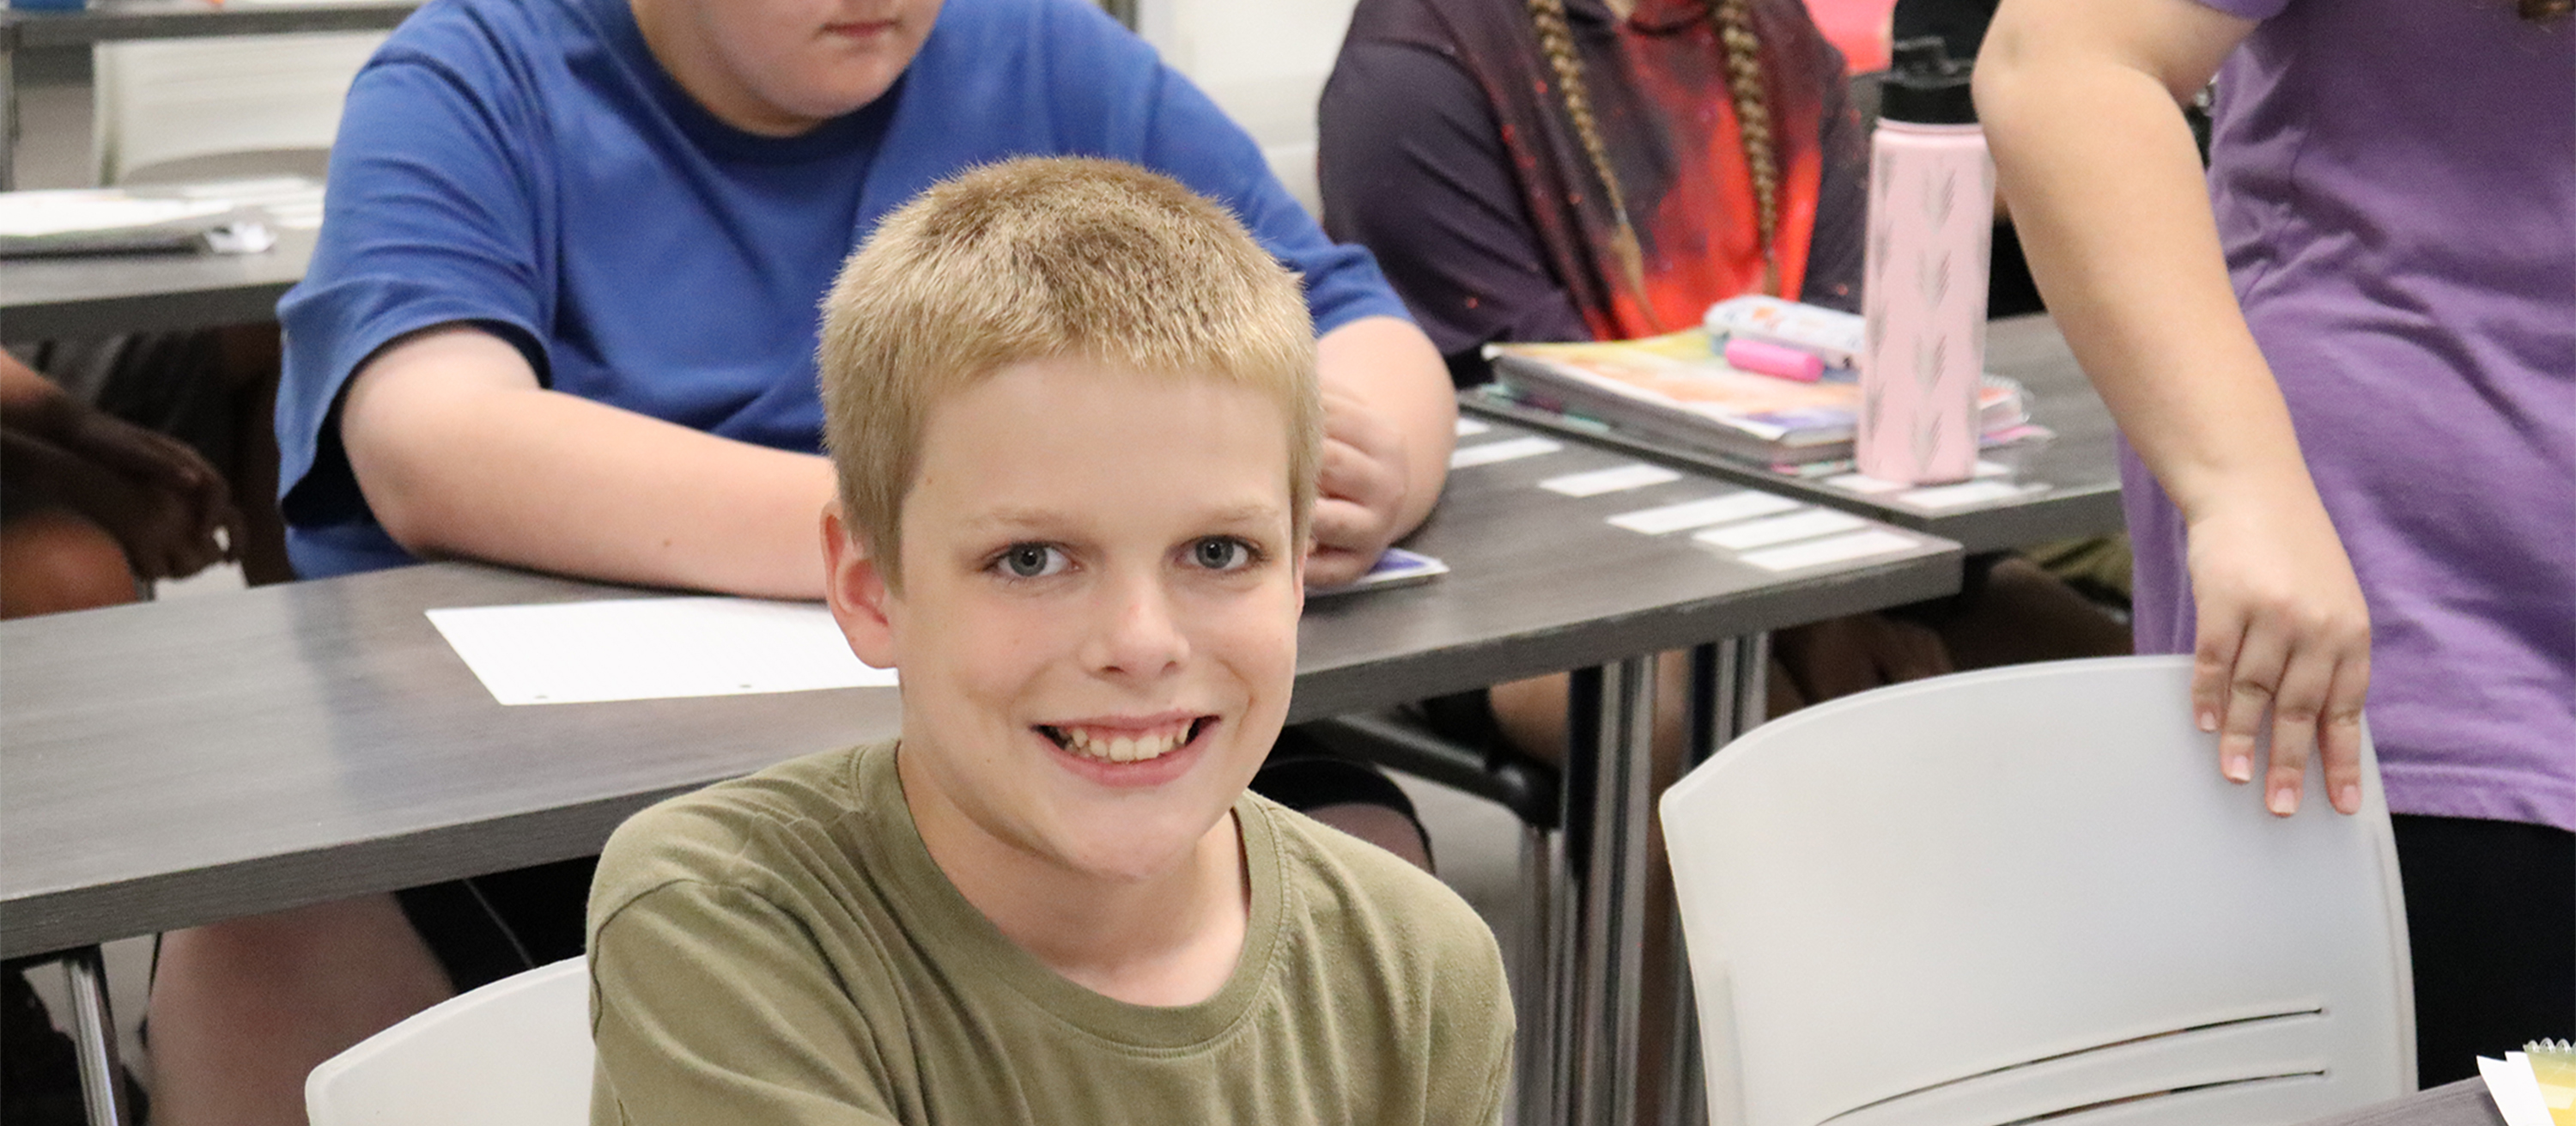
left=398, top=734, right=1425, bottom=993
left=2391, top=813, right=2575, bottom=1086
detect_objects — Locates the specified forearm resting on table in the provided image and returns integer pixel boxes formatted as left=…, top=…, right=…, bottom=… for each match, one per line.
left=1315, top=315, right=1456, bottom=539
left=340, top=326, right=835, bottom=599
left=1977, top=0, right=2316, bottom=514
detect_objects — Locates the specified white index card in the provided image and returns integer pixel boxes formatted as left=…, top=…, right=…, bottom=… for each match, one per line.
left=1820, top=472, right=1907, bottom=494
left=2482, top=1055, right=2554, bottom=1126
left=1541, top=463, right=1683, bottom=497
left=427, top=597, right=896, bottom=706
left=1740, top=529, right=1921, bottom=571
left=1694, top=508, right=1867, bottom=551
left=1607, top=492, right=1802, bottom=535
left=1449, top=435, right=1562, bottom=469
left=1898, top=479, right=2044, bottom=510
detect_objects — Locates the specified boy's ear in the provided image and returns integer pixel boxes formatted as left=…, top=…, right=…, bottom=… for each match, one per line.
left=822, top=501, right=899, bottom=670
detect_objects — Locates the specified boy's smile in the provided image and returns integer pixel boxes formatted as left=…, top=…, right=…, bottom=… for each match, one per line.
left=825, top=356, right=1305, bottom=887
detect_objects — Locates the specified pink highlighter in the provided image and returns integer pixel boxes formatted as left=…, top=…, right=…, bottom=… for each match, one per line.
left=1722, top=336, right=1826, bottom=383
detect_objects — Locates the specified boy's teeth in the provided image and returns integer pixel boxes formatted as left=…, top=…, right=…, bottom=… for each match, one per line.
left=1060, top=725, right=1188, bottom=764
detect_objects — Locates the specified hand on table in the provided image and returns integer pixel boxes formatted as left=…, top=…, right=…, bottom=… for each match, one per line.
left=67, top=456, right=241, bottom=581
left=1304, top=389, right=1413, bottom=588
left=2184, top=490, right=2371, bottom=817
left=3, top=364, right=246, bottom=581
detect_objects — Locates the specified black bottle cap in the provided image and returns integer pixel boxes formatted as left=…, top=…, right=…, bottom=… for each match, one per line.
left=1880, top=36, right=1978, bottom=125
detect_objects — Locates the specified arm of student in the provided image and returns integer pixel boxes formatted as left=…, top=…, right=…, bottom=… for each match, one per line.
left=340, top=325, right=835, bottom=599
left=1308, top=315, right=1457, bottom=587
left=591, top=881, right=902, bottom=1125
left=1978, top=0, right=2369, bottom=816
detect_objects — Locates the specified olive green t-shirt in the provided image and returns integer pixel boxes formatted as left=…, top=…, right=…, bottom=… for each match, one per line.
left=586, top=740, right=1513, bottom=1125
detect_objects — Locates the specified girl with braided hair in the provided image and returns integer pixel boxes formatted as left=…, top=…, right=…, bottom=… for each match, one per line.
left=1320, top=0, right=2129, bottom=742
left=1320, top=0, right=1866, bottom=386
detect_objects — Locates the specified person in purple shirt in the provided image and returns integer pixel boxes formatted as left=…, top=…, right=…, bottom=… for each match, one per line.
left=1979, top=0, right=2572, bottom=1084
left=151, top=0, right=1463, bottom=1120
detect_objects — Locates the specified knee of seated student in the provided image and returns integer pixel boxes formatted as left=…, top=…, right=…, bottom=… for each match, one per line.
left=1304, top=802, right=1436, bottom=873
left=1485, top=651, right=1717, bottom=778
left=0, top=508, right=138, bottom=618
left=159, top=893, right=449, bottom=999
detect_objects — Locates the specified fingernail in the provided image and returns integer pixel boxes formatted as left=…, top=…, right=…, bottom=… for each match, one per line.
left=2268, top=787, right=2296, bottom=816
left=2196, top=710, right=2219, bottom=733
left=2336, top=783, right=2360, bottom=812
left=2223, top=755, right=2252, bottom=783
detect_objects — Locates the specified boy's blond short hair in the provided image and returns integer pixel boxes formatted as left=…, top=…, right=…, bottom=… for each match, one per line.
left=818, top=157, right=1321, bottom=586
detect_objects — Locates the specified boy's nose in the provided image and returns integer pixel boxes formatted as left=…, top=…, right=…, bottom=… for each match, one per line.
left=1085, top=575, right=1189, bottom=677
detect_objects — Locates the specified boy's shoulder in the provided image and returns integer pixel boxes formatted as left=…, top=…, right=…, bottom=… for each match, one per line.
left=591, top=741, right=886, bottom=927
left=1244, top=794, right=1511, bottom=1016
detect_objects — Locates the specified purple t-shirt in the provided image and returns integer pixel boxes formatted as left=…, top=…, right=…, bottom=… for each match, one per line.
left=2127, top=0, right=2575, bottom=830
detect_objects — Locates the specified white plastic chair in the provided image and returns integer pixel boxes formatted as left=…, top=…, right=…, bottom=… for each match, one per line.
left=1135, top=0, right=1360, bottom=218
left=92, top=30, right=386, bottom=186
left=305, top=956, right=592, bottom=1126
left=1661, top=656, right=2414, bottom=1126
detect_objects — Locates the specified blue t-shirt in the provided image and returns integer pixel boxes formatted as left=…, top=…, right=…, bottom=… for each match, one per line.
left=276, top=0, right=1411, bottom=578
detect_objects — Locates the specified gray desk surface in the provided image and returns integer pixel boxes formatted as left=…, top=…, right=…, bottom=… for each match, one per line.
left=2294, top=1080, right=2503, bottom=1126
left=1, top=418, right=1959, bottom=958
left=1469, top=313, right=2127, bottom=554
left=0, top=226, right=313, bottom=343
left=1, top=0, right=418, bottom=50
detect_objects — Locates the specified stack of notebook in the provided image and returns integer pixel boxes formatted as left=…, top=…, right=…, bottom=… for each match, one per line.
left=1482, top=327, right=2032, bottom=469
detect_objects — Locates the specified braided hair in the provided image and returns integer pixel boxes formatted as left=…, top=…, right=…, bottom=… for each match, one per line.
left=1525, top=0, right=1783, bottom=320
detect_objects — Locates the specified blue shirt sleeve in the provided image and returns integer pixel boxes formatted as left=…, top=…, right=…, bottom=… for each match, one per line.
left=275, top=31, right=556, bottom=548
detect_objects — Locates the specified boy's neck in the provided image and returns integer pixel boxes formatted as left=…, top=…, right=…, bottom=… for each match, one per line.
left=896, top=747, right=1254, bottom=1008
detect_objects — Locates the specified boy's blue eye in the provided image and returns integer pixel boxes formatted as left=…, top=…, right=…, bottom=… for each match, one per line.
left=998, top=544, right=1066, bottom=579
left=1191, top=537, right=1253, bottom=571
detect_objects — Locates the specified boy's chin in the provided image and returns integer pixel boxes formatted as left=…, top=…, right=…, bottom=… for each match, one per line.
left=1048, top=810, right=1239, bottom=886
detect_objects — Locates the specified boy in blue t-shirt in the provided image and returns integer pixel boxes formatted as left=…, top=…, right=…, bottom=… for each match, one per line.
left=154, top=0, right=1461, bottom=1119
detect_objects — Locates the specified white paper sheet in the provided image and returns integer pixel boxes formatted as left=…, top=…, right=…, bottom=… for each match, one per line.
left=1608, top=491, right=1801, bottom=535
left=1694, top=508, right=1866, bottom=551
left=0, top=192, right=235, bottom=237
left=1449, top=435, right=1562, bottom=469
left=2482, top=1054, right=2555, bottom=1126
left=1740, top=529, right=1921, bottom=572
left=1541, top=463, right=1683, bottom=497
left=427, top=598, right=896, bottom=706
left=1455, top=417, right=1491, bottom=436
left=1897, top=478, right=2045, bottom=511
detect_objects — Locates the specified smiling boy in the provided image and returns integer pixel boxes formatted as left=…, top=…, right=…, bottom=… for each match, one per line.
left=584, top=158, right=1511, bottom=1123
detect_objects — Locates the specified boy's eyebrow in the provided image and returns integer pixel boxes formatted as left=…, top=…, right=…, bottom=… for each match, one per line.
left=960, top=502, right=1287, bottom=533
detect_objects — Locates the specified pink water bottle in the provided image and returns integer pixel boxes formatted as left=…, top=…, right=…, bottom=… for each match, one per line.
left=1859, top=38, right=1992, bottom=485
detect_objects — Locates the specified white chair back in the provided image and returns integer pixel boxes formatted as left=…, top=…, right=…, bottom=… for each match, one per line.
left=306, top=957, right=592, bottom=1126
left=93, top=31, right=386, bottom=186
left=1661, top=656, right=2414, bottom=1126
left=1135, top=0, right=1360, bottom=219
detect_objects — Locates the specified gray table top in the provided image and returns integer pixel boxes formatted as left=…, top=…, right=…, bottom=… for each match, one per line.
left=1, top=0, right=418, bottom=51
left=0, top=419, right=1959, bottom=958
left=1469, top=313, right=2127, bottom=554
left=2293, top=1080, right=2503, bottom=1126
left=1, top=225, right=313, bottom=344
